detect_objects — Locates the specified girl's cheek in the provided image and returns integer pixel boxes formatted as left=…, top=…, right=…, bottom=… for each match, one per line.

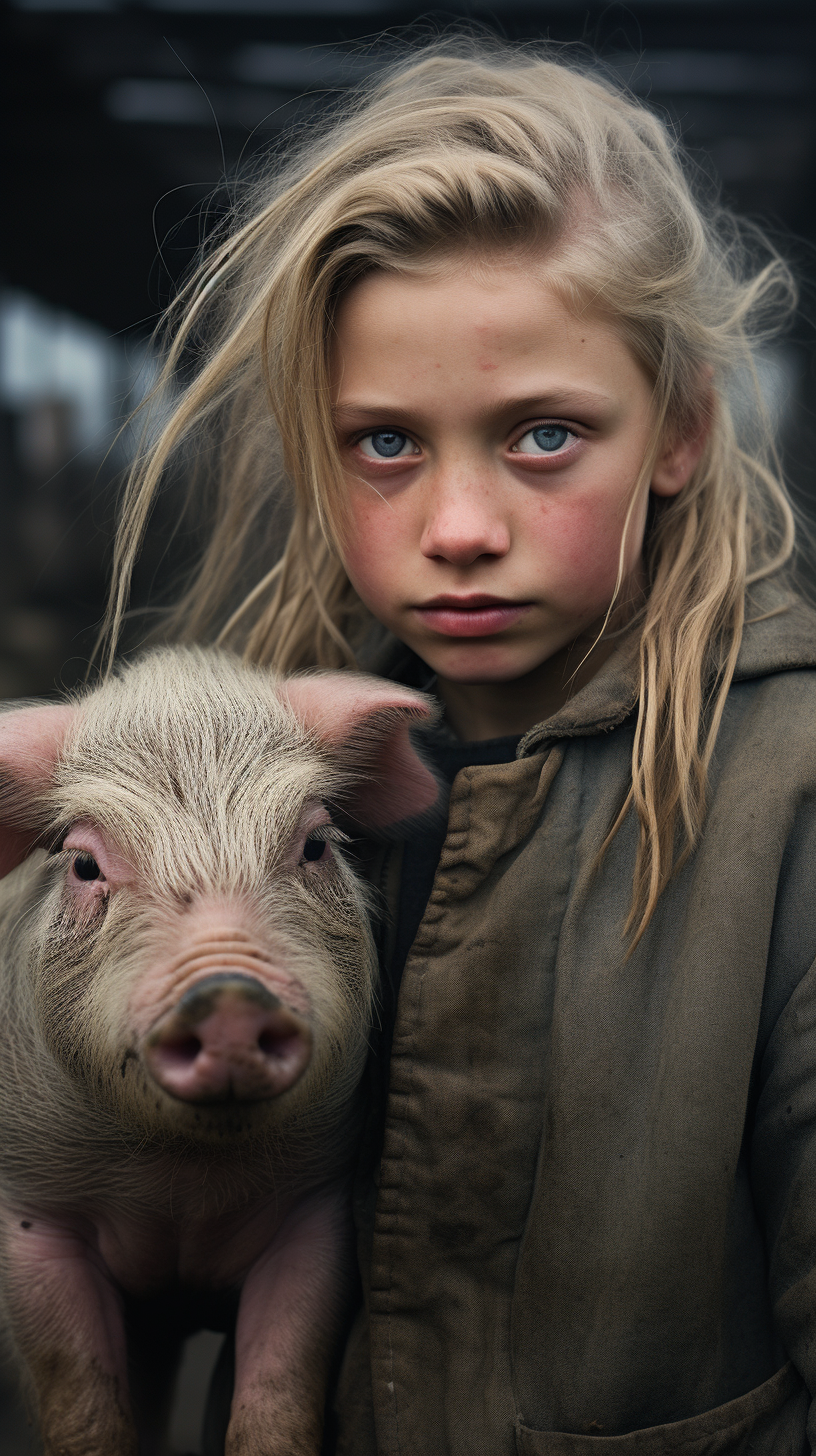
left=342, top=552, right=400, bottom=624
left=340, top=491, right=410, bottom=611
left=535, top=491, right=647, bottom=599
left=531, top=494, right=600, bottom=567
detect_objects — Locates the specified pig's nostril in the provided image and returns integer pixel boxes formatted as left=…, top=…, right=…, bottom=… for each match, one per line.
left=258, top=1029, right=297, bottom=1058
left=144, top=976, right=313, bottom=1104
left=160, top=1034, right=203, bottom=1067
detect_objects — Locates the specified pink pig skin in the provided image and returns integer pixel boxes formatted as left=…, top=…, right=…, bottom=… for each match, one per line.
left=0, top=648, right=438, bottom=1456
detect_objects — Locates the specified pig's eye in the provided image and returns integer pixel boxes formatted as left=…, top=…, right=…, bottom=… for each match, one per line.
left=298, top=823, right=346, bottom=867
left=73, top=853, right=103, bottom=882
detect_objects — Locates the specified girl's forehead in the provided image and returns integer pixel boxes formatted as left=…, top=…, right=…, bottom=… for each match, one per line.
left=330, top=259, right=648, bottom=410
left=332, top=248, right=617, bottom=354
left=338, top=247, right=548, bottom=306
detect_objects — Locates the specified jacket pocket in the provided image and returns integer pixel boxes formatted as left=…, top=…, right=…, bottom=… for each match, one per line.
left=516, top=1363, right=807, bottom=1456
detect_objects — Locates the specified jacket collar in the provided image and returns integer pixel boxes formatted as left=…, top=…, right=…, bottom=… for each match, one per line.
left=517, top=636, right=641, bottom=757
left=520, top=579, right=816, bottom=757
left=731, top=580, right=816, bottom=682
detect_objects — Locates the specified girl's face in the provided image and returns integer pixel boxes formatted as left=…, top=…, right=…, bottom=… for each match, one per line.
left=331, top=257, right=699, bottom=738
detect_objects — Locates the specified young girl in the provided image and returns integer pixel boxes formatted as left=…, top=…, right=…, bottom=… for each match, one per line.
left=106, top=39, right=816, bottom=1456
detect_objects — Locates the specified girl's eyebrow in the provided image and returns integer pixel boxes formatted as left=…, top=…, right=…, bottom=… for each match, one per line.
left=491, top=388, right=616, bottom=416
left=332, top=388, right=617, bottom=425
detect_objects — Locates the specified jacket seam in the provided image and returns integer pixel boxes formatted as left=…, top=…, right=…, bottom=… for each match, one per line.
left=508, top=738, right=587, bottom=1431
left=384, top=770, right=474, bottom=1454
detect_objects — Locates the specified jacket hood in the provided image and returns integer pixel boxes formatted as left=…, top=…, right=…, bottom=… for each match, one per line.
left=519, top=578, right=816, bottom=757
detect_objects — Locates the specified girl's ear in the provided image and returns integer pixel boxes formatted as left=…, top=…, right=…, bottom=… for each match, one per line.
left=0, top=704, right=76, bottom=877
left=280, top=672, right=441, bottom=830
left=651, top=386, right=713, bottom=499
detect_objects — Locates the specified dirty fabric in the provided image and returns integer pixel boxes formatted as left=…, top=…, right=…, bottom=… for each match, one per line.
left=335, top=583, right=816, bottom=1456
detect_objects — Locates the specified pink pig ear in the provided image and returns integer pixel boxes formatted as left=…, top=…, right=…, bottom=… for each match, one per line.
left=280, top=672, right=440, bottom=829
left=0, top=704, right=76, bottom=877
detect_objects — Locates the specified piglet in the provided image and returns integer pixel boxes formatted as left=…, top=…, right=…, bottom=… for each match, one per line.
left=0, top=646, right=437, bottom=1456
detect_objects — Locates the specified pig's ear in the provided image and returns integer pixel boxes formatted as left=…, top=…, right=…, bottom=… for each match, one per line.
left=0, top=704, right=76, bottom=877
left=281, top=673, right=441, bottom=829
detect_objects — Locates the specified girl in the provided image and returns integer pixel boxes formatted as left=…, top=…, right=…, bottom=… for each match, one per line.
left=106, top=40, right=816, bottom=1456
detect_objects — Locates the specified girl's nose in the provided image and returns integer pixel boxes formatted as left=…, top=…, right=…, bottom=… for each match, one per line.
left=420, top=477, right=510, bottom=566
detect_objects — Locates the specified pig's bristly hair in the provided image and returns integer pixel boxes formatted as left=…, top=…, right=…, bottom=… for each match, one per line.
left=50, top=648, right=344, bottom=896
left=0, top=649, right=445, bottom=1182
left=45, top=649, right=434, bottom=881
left=58, top=650, right=380, bottom=1100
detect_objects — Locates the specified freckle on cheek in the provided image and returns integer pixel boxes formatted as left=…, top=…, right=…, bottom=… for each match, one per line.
left=542, top=507, right=617, bottom=575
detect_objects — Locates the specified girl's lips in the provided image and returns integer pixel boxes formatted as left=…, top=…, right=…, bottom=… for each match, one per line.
left=413, top=601, right=531, bottom=637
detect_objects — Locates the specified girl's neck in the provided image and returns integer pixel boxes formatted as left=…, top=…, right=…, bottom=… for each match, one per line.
left=435, top=631, right=622, bottom=742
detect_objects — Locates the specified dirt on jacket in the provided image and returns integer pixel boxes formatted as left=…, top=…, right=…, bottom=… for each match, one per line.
left=334, top=583, right=816, bottom=1456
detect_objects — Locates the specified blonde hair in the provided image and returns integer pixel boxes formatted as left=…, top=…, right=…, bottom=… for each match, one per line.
left=103, top=38, right=797, bottom=943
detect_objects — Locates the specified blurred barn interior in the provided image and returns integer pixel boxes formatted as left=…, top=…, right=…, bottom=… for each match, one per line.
left=3, top=0, right=816, bottom=702
left=3, top=0, right=816, bottom=700
left=2, top=0, right=816, bottom=1448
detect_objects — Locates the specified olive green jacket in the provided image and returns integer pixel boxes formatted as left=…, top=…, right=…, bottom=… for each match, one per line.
left=335, top=586, right=816, bottom=1456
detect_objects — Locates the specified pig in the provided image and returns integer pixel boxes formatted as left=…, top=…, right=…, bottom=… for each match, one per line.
left=0, top=646, right=438, bottom=1456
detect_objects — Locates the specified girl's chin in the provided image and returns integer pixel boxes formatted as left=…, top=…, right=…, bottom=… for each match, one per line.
left=417, top=646, right=552, bottom=687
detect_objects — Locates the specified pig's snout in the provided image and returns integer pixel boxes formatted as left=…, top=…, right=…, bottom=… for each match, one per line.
left=144, top=974, right=312, bottom=1103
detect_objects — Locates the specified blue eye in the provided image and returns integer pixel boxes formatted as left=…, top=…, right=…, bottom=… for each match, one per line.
left=359, top=431, right=414, bottom=459
left=514, top=425, right=574, bottom=456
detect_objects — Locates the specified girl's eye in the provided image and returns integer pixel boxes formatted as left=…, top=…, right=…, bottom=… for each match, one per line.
left=513, top=424, right=575, bottom=456
left=73, top=853, right=103, bottom=882
left=358, top=431, right=417, bottom=460
left=302, top=837, right=330, bottom=864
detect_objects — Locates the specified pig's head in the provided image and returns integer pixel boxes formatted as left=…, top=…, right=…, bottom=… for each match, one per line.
left=0, top=648, right=438, bottom=1144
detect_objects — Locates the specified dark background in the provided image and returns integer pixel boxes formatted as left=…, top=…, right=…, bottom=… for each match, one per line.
left=3, top=0, right=816, bottom=703
left=1, top=1, right=816, bottom=1449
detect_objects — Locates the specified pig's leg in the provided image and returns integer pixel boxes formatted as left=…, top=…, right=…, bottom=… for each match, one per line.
left=0, top=1213, right=137, bottom=1456
left=227, top=1188, right=352, bottom=1456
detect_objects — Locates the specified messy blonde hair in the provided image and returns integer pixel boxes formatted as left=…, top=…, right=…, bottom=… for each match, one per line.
left=103, top=39, right=796, bottom=943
